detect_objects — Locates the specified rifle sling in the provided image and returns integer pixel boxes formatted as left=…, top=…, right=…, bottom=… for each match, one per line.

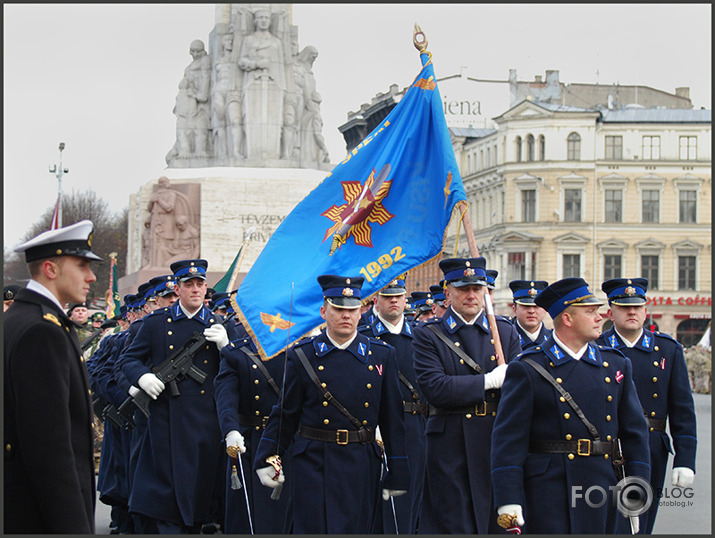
left=522, top=358, right=601, bottom=441
left=398, top=371, right=422, bottom=402
left=294, top=346, right=363, bottom=430
left=427, top=324, right=483, bottom=374
left=240, top=348, right=281, bottom=397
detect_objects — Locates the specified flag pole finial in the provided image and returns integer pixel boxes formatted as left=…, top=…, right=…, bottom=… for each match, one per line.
left=413, top=23, right=428, bottom=53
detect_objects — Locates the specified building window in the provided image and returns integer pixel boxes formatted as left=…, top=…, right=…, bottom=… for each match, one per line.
left=604, top=255, right=622, bottom=280
left=678, top=256, right=696, bottom=290
left=526, top=134, right=535, bottom=162
left=604, top=189, right=622, bottom=223
left=486, top=147, right=491, bottom=168
left=493, top=145, right=498, bottom=165
left=508, top=252, right=526, bottom=280
left=642, top=136, right=660, bottom=160
left=677, top=319, right=710, bottom=348
left=522, top=189, right=536, bottom=222
left=679, top=136, right=697, bottom=160
left=642, top=189, right=660, bottom=223
left=563, top=254, right=580, bottom=278
left=641, top=255, right=659, bottom=290
left=605, top=136, right=623, bottom=159
left=679, top=190, right=697, bottom=223
left=564, top=188, right=582, bottom=222
left=515, top=136, right=522, bottom=162
left=567, top=132, right=581, bottom=161
left=539, top=135, right=546, bottom=161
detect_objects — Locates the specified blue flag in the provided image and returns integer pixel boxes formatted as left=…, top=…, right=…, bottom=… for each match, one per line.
left=235, top=51, right=467, bottom=359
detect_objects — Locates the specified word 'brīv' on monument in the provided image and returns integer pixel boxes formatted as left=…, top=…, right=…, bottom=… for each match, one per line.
left=122, top=3, right=332, bottom=295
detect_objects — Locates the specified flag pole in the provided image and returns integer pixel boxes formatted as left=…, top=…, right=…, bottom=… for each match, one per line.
left=226, top=226, right=256, bottom=292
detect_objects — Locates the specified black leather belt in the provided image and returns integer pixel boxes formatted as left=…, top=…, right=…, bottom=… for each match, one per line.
left=530, top=439, right=615, bottom=456
left=403, top=401, right=429, bottom=416
left=298, top=424, right=375, bottom=445
left=647, top=417, right=666, bottom=432
left=238, top=414, right=269, bottom=429
left=428, top=401, right=498, bottom=417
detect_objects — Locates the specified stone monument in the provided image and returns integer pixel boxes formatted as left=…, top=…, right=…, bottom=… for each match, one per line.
left=121, top=4, right=333, bottom=296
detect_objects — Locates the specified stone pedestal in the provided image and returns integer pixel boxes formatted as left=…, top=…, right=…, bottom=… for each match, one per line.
left=120, top=166, right=327, bottom=298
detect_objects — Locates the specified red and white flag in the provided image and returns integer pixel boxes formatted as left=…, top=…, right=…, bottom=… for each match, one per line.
left=50, top=194, right=61, bottom=230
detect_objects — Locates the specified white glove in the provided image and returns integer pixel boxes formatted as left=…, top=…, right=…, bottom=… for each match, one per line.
left=497, top=504, right=525, bottom=527
left=256, top=465, right=285, bottom=489
left=204, top=324, right=229, bottom=349
left=382, top=489, right=407, bottom=501
left=225, top=430, right=246, bottom=457
left=672, top=467, right=695, bottom=488
left=484, top=363, right=508, bottom=390
left=128, top=385, right=141, bottom=397
left=138, top=373, right=165, bottom=399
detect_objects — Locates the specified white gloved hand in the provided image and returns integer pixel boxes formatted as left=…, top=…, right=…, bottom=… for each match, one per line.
left=225, top=430, right=246, bottom=457
left=497, top=504, right=525, bottom=527
left=128, top=385, right=141, bottom=397
left=138, top=373, right=165, bottom=399
left=256, top=465, right=285, bottom=489
left=204, top=324, right=229, bottom=349
left=672, top=467, right=695, bottom=488
left=382, top=489, right=407, bottom=501
left=484, top=363, right=509, bottom=390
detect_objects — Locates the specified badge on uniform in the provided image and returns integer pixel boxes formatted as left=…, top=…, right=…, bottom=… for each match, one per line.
left=615, top=370, right=624, bottom=383
left=642, top=334, right=650, bottom=347
left=318, top=342, right=327, bottom=353
left=358, top=342, right=366, bottom=356
left=550, top=345, right=564, bottom=361
left=376, top=364, right=383, bottom=375
left=446, top=316, right=456, bottom=330
left=660, top=358, right=666, bottom=370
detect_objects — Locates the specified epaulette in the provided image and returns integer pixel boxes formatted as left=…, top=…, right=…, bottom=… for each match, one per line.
left=294, top=334, right=317, bottom=347
left=368, top=337, right=392, bottom=349
left=597, top=344, right=627, bottom=359
left=421, top=317, right=442, bottom=326
left=146, top=307, right=168, bottom=317
left=514, top=346, right=542, bottom=361
left=228, top=336, right=252, bottom=348
left=40, top=304, right=65, bottom=328
left=653, top=331, right=680, bottom=345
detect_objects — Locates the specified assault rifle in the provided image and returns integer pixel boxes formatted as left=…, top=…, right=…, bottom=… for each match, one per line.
left=118, top=312, right=235, bottom=418
left=92, top=393, right=135, bottom=430
left=81, top=329, right=103, bottom=352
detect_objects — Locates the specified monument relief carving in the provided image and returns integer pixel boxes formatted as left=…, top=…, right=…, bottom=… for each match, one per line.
left=165, top=4, right=330, bottom=170
left=143, top=177, right=199, bottom=268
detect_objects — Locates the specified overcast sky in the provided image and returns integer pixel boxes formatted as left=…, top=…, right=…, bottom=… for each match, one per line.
left=3, top=3, right=711, bottom=250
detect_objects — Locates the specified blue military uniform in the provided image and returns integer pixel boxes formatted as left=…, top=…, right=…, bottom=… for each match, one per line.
left=117, top=260, right=236, bottom=531
left=359, top=278, right=426, bottom=534
left=508, top=280, right=551, bottom=349
left=413, top=257, right=522, bottom=534
left=214, top=331, right=292, bottom=534
left=597, top=278, right=696, bottom=534
left=254, top=275, right=410, bottom=533
left=491, top=278, right=651, bottom=533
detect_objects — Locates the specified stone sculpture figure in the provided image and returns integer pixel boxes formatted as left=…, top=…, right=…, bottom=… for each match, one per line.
left=145, top=177, right=196, bottom=268
left=166, top=40, right=212, bottom=162
left=295, top=46, right=330, bottom=165
left=158, top=215, right=200, bottom=265
left=238, top=9, right=286, bottom=160
left=212, top=32, right=244, bottom=160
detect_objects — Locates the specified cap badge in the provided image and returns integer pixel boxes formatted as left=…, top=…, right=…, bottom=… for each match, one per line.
left=165, top=282, right=174, bottom=289
left=87, top=232, right=93, bottom=247
left=390, top=279, right=398, bottom=286
left=342, top=287, right=354, bottom=297
left=587, top=286, right=593, bottom=294
left=426, top=298, right=434, bottom=306
left=464, top=268, right=475, bottom=277
left=189, top=266, right=198, bottom=274
left=6, top=290, right=14, bottom=299
left=528, top=287, right=538, bottom=297
left=625, top=286, right=636, bottom=296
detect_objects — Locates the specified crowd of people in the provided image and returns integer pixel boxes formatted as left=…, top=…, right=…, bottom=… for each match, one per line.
left=4, top=219, right=697, bottom=534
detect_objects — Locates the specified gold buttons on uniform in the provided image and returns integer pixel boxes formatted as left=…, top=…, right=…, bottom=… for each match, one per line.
left=460, top=359, right=465, bottom=365
left=606, top=415, right=611, bottom=421
left=255, top=395, right=260, bottom=400
left=168, top=331, right=173, bottom=335
left=603, top=361, right=609, bottom=367
left=491, top=393, right=496, bottom=398
left=369, top=351, right=372, bottom=355
left=169, top=345, right=174, bottom=350
left=200, top=390, right=205, bottom=395
left=604, top=454, right=609, bottom=460
left=206, top=345, right=210, bottom=350
left=321, top=383, right=327, bottom=388
left=556, top=378, right=562, bottom=384
left=204, top=360, right=208, bottom=364
left=466, top=414, right=472, bottom=419
left=255, top=411, right=261, bottom=416
left=369, top=365, right=374, bottom=371
left=252, top=364, right=258, bottom=369
left=454, top=342, right=460, bottom=347
left=651, top=411, right=656, bottom=417
left=568, top=454, right=575, bottom=460
left=605, top=377, right=611, bottom=383
left=366, top=383, right=372, bottom=389
left=168, top=318, right=172, bottom=323
left=490, top=339, right=495, bottom=345
left=318, top=365, right=324, bottom=371
left=654, top=346, right=659, bottom=352
left=565, top=434, right=572, bottom=440
left=364, top=402, right=369, bottom=408
left=653, top=361, right=659, bottom=367
left=323, top=401, right=328, bottom=407
left=324, top=419, right=330, bottom=425
left=652, top=377, right=658, bottom=382
left=653, top=393, right=658, bottom=398
left=560, top=396, right=566, bottom=403
left=254, top=379, right=260, bottom=385
left=363, top=420, right=368, bottom=426
left=5, top=444, right=11, bottom=452
left=607, top=396, right=613, bottom=402
left=490, top=355, right=496, bottom=361
left=606, top=435, right=612, bottom=441
left=564, top=413, right=570, bottom=419
left=650, top=427, right=654, bottom=432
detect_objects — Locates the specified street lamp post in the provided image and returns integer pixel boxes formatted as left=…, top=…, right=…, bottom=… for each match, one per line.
left=48, top=142, right=69, bottom=228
